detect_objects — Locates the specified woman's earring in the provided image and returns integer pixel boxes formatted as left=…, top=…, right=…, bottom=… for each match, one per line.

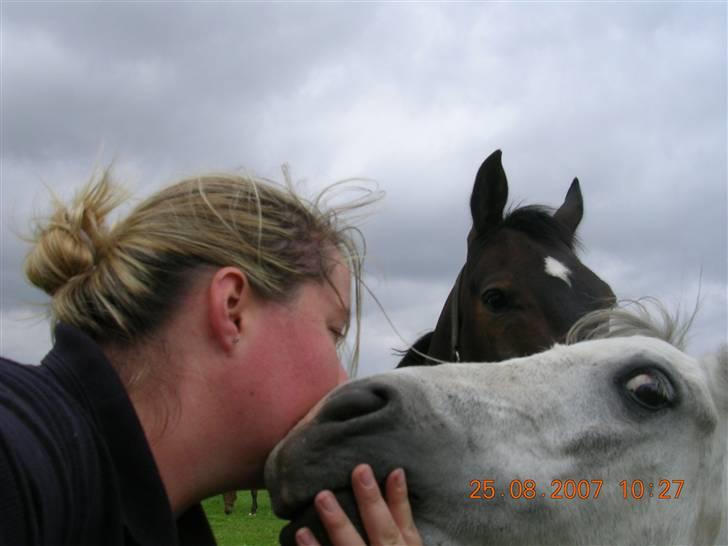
left=233, top=336, right=240, bottom=345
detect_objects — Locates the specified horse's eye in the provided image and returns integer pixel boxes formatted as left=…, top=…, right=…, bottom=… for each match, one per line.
left=481, top=288, right=508, bottom=312
left=624, top=370, right=675, bottom=410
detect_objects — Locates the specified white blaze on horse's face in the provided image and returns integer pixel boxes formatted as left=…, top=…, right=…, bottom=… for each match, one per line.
left=544, top=255, right=572, bottom=287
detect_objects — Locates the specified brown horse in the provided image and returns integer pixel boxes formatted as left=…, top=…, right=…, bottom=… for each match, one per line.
left=222, top=490, right=257, bottom=516
left=397, top=149, right=614, bottom=367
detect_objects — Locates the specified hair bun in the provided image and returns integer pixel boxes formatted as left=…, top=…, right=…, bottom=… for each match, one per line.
left=25, top=171, right=125, bottom=297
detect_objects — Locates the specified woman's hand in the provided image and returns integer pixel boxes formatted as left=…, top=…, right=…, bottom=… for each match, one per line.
left=294, top=464, right=422, bottom=546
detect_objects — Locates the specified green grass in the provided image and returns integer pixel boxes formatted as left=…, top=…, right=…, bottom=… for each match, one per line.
left=203, top=490, right=287, bottom=546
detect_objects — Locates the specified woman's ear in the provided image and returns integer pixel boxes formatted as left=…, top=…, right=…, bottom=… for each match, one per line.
left=207, top=267, right=252, bottom=353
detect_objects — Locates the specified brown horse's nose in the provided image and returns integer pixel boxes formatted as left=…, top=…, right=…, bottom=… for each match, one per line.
left=316, top=382, right=394, bottom=424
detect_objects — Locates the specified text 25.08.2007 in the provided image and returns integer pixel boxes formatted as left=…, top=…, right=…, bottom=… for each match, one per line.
left=468, top=479, right=684, bottom=500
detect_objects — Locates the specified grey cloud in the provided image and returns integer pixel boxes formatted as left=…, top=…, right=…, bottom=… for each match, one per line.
left=1, top=3, right=725, bottom=375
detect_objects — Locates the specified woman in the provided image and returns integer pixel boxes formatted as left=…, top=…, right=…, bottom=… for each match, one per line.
left=0, top=168, right=422, bottom=546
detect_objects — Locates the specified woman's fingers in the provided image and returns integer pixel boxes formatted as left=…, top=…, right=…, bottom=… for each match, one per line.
left=352, top=464, right=423, bottom=546
left=295, top=526, right=320, bottom=546
left=350, top=464, right=404, bottom=546
left=308, top=490, right=366, bottom=546
left=384, top=468, right=422, bottom=545
left=308, top=464, right=422, bottom=546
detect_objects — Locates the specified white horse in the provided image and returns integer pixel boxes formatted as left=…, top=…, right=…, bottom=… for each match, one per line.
left=266, top=304, right=727, bottom=546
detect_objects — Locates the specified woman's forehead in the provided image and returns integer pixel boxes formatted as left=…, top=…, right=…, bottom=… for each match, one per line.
left=327, top=261, right=352, bottom=312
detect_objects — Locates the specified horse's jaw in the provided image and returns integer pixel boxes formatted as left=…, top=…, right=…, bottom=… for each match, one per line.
left=270, top=491, right=468, bottom=546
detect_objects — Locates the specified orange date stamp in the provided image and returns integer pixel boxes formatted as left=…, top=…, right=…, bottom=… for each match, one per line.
left=468, top=479, right=684, bottom=500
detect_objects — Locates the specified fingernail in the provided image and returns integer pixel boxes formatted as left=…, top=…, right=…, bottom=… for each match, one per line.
left=316, top=491, right=337, bottom=513
left=393, top=468, right=405, bottom=487
left=296, top=528, right=316, bottom=546
left=359, top=465, right=375, bottom=488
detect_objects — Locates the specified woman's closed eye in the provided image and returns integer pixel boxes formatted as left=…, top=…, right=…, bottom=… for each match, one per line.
left=329, top=327, right=345, bottom=345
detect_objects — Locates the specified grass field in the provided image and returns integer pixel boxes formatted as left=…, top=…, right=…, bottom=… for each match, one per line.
left=203, top=490, right=287, bottom=546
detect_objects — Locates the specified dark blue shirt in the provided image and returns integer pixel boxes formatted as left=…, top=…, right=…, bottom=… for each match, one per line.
left=0, top=323, right=216, bottom=545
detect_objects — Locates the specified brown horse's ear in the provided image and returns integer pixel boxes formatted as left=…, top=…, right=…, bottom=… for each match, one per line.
left=470, top=149, right=508, bottom=237
left=554, top=177, right=583, bottom=237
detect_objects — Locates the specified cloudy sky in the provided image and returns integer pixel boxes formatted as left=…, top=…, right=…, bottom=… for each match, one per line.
left=1, top=2, right=725, bottom=377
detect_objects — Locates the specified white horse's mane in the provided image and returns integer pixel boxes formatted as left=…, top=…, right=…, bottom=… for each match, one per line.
left=565, top=298, right=696, bottom=350
left=567, top=298, right=728, bottom=415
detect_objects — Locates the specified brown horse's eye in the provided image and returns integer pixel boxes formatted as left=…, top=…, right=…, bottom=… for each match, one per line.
left=481, top=288, right=508, bottom=312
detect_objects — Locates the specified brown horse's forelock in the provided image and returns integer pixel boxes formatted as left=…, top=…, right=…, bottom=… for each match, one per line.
left=493, top=205, right=581, bottom=251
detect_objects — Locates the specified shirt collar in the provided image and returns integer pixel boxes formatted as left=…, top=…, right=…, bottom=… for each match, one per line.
left=42, top=323, right=199, bottom=545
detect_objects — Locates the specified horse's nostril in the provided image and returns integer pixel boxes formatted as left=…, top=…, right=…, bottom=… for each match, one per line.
left=317, top=385, right=389, bottom=424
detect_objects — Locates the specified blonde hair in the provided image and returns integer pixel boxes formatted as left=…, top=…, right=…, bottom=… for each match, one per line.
left=25, top=167, right=372, bottom=379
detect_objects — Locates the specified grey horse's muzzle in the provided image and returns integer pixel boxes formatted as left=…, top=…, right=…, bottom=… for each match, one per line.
left=264, top=375, right=442, bottom=546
